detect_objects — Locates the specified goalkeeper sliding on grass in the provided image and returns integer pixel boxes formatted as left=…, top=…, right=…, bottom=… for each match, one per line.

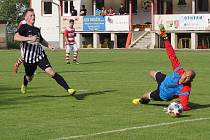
left=132, top=24, right=196, bottom=111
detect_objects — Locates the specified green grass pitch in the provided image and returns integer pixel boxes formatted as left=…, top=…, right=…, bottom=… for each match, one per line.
left=0, top=49, right=210, bottom=140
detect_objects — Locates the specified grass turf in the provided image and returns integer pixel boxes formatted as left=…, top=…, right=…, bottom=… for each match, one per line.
left=0, top=49, right=210, bottom=140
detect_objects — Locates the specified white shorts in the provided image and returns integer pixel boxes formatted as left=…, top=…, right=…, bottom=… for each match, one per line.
left=66, top=44, right=78, bottom=53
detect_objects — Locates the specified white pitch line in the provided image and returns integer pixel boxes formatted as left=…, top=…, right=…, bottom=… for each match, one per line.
left=50, top=117, right=210, bottom=140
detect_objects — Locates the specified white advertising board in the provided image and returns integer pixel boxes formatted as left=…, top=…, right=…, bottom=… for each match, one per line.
left=105, top=15, right=130, bottom=31
left=154, top=14, right=210, bottom=31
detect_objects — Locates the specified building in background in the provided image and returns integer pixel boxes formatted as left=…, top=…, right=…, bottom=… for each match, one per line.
left=152, top=0, right=210, bottom=49
left=29, top=0, right=210, bottom=49
left=0, top=20, right=7, bottom=48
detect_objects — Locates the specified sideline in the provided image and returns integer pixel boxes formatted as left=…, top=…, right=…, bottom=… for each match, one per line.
left=50, top=117, right=210, bottom=140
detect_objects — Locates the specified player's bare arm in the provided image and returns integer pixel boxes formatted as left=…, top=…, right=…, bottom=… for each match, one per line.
left=64, top=36, right=69, bottom=45
left=14, top=33, right=37, bottom=42
left=41, top=39, right=55, bottom=51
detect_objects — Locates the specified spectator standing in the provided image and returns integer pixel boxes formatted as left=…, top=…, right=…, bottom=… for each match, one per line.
left=80, top=5, right=87, bottom=16
left=70, top=6, right=77, bottom=16
left=119, top=4, right=126, bottom=15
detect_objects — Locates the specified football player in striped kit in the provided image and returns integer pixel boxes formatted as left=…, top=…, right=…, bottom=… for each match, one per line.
left=14, top=8, right=76, bottom=95
left=64, top=19, right=79, bottom=64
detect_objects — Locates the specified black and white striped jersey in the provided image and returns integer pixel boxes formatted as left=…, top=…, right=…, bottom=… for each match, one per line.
left=16, top=24, right=46, bottom=63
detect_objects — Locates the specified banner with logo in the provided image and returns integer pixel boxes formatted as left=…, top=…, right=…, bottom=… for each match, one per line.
left=105, top=15, right=130, bottom=31
left=154, top=14, right=210, bottom=31
left=61, top=16, right=83, bottom=32
left=83, top=16, right=105, bottom=31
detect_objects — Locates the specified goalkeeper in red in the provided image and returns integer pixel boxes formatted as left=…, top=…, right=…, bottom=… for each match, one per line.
left=132, top=24, right=196, bottom=111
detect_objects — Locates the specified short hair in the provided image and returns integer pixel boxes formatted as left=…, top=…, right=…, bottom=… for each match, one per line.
left=23, top=8, right=34, bottom=17
left=69, top=19, right=74, bottom=23
left=190, top=70, right=196, bottom=81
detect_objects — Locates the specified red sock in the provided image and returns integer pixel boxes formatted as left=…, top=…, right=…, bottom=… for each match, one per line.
left=15, top=57, right=23, bottom=67
left=73, top=51, right=78, bottom=62
left=66, top=53, right=70, bottom=62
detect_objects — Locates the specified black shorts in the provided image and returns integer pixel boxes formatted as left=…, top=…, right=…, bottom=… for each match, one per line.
left=149, top=72, right=166, bottom=101
left=24, top=57, right=52, bottom=76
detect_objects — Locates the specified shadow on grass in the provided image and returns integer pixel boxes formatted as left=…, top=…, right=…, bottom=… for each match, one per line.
left=35, top=70, right=87, bottom=74
left=0, top=85, right=61, bottom=107
left=74, top=89, right=118, bottom=100
left=26, top=90, right=118, bottom=100
left=0, top=95, right=43, bottom=107
left=147, top=103, right=169, bottom=107
left=0, top=86, right=26, bottom=96
left=0, top=86, right=46, bottom=94
left=146, top=102, right=210, bottom=110
left=27, top=95, right=70, bottom=98
left=189, top=102, right=210, bottom=110
left=0, top=87, right=20, bottom=92
left=178, top=114, right=192, bottom=118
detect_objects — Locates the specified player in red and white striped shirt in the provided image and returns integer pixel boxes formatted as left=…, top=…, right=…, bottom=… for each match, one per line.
left=13, top=19, right=26, bottom=73
left=64, top=19, right=79, bottom=64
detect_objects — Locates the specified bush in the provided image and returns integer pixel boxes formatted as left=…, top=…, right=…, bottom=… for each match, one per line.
left=7, top=41, right=19, bottom=49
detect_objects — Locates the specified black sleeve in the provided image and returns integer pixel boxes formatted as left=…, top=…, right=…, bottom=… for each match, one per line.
left=38, top=28, right=44, bottom=42
left=39, top=34, right=44, bottom=42
left=16, top=24, right=27, bottom=36
left=35, top=27, right=44, bottom=42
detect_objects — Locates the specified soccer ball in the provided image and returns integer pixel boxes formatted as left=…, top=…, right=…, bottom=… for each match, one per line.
left=167, top=102, right=183, bottom=117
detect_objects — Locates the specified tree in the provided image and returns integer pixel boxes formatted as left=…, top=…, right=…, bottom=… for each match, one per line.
left=0, top=0, right=29, bottom=32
